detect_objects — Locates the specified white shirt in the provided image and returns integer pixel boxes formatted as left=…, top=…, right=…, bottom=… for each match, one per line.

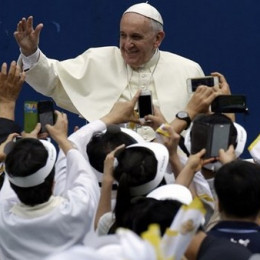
left=0, top=149, right=100, bottom=260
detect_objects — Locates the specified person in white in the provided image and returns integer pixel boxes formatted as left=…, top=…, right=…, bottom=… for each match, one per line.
left=14, top=3, right=204, bottom=123
left=0, top=111, right=100, bottom=260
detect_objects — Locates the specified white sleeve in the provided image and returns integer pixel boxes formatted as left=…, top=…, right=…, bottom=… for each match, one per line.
left=54, top=120, right=106, bottom=196
left=64, top=149, right=100, bottom=205
left=20, top=48, right=40, bottom=71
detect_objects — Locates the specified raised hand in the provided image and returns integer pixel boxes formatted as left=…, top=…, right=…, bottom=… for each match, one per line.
left=14, top=16, right=43, bottom=56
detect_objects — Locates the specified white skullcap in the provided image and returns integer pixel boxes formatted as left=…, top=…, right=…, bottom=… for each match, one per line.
left=124, top=3, right=163, bottom=25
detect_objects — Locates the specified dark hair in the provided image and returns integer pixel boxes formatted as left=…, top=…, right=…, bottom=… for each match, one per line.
left=5, top=138, right=55, bottom=206
left=120, top=197, right=182, bottom=235
left=214, top=160, right=260, bottom=218
left=109, top=147, right=167, bottom=233
left=87, top=125, right=137, bottom=173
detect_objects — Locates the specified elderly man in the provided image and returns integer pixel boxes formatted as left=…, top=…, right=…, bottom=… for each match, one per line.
left=14, top=3, right=204, bottom=123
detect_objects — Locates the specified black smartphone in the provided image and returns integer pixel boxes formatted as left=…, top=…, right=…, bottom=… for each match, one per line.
left=138, top=90, right=153, bottom=119
left=211, top=95, right=248, bottom=113
left=210, top=124, right=231, bottom=157
left=187, top=76, right=219, bottom=92
left=38, top=100, right=55, bottom=133
left=191, top=122, right=231, bottom=158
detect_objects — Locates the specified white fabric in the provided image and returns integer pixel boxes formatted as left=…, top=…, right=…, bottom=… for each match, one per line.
left=0, top=149, right=100, bottom=260
left=147, top=184, right=193, bottom=205
left=248, top=134, right=260, bottom=164
left=19, top=47, right=204, bottom=122
left=124, top=3, right=163, bottom=25
left=6, top=139, right=57, bottom=188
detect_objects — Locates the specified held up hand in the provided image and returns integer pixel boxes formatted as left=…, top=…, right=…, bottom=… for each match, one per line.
left=0, top=133, right=19, bottom=162
left=185, top=85, right=217, bottom=119
left=21, top=123, right=48, bottom=140
left=218, top=145, right=236, bottom=165
left=45, top=111, right=68, bottom=144
left=186, top=149, right=215, bottom=173
left=211, top=72, right=231, bottom=95
left=143, top=106, right=167, bottom=130
left=14, top=16, right=43, bottom=56
left=103, top=144, right=125, bottom=184
left=101, top=90, right=141, bottom=125
left=0, top=61, right=25, bottom=104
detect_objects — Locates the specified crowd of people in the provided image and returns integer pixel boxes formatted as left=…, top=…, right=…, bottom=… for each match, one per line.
left=0, top=2, right=260, bottom=260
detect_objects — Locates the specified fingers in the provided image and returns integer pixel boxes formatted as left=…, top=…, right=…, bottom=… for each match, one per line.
left=131, top=90, right=141, bottom=106
left=110, top=144, right=125, bottom=156
left=0, top=62, right=7, bottom=75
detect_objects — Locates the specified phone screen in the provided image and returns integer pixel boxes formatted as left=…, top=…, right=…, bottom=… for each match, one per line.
left=138, top=94, right=153, bottom=118
left=210, top=124, right=230, bottom=157
left=24, top=101, right=38, bottom=133
left=38, top=101, right=54, bottom=133
left=191, top=77, right=216, bottom=91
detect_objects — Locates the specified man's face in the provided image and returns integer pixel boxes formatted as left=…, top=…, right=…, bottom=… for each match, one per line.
left=120, top=13, right=163, bottom=69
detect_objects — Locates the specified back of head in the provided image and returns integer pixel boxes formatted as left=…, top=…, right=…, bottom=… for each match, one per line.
left=112, top=142, right=168, bottom=231
left=214, top=160, right=260, bottom=218
left=87, top=125, right=137, bottom=173
left=5, top=138, right=56, bottom=206
left=120, top=197, right=182, bottom=236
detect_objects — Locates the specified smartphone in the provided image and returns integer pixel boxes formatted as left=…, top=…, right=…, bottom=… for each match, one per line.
left=210, top=124, right=231, bottom=157
left=211, top=95, right=248, bottom=113
left=24, top=101, right=38, bottom=133
left=191, top=122, right=231, bottom=158
left=187, top=76, right=219, bottom=92
left=138, top=90, right=153, bottom=119
left=38, top=100, right=55, bottom=133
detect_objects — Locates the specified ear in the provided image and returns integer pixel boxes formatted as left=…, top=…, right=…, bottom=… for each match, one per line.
left=154, top=31, right=165, bottom=48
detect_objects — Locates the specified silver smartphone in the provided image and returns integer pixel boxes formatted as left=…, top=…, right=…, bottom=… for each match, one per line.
left=187, top=76, right=219, bottom=92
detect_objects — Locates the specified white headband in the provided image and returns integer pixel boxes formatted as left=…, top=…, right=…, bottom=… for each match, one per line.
left=126, top=142, right=169, bottom=196
left=124, top=3, right=163, bottom=25
left=6, top=139, right=57, bottom=188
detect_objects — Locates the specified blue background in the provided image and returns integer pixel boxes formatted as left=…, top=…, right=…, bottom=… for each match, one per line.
left=1, top=0, right=259, bottom=158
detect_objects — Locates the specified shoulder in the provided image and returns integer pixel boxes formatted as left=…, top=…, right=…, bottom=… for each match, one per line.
left=81, top=46, right=121, bottom=59
left=159, top=50, right=202, bottom=67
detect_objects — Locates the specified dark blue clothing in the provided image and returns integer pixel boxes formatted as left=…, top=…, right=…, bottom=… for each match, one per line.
left=208, top=221, right=260, bottom=253
left=0, top=118, right=21, bottom=190
left=198, top=234, right=252, bottom=260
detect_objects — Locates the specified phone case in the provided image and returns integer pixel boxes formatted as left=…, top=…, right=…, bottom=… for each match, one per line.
left=24, top=101, right=38, bottom=133
left=38, top=100, right=55, bottom=133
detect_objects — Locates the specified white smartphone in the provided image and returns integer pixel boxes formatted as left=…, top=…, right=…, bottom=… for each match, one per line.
left=138, top=90, right=153, bottom=120
left=187, top=76, right=219, bottom=92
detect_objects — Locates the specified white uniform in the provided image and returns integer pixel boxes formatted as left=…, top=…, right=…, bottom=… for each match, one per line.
left=20, top=47, right=204, bottom=122
left=0, top=148, right=100, bottom=260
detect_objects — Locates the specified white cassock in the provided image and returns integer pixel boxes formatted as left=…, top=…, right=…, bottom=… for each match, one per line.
left=0, top=148, right=100, bottom=260
left=19, top=47, right=204, bottom=122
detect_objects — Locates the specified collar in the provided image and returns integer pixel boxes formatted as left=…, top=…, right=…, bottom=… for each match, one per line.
left=10, top=195, right=64, bottom=218
left=212, top=220, right=260, bottom=231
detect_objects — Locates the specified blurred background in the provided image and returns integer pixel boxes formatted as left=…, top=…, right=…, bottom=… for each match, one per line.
left=1, top=0, right=259, bottom=158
